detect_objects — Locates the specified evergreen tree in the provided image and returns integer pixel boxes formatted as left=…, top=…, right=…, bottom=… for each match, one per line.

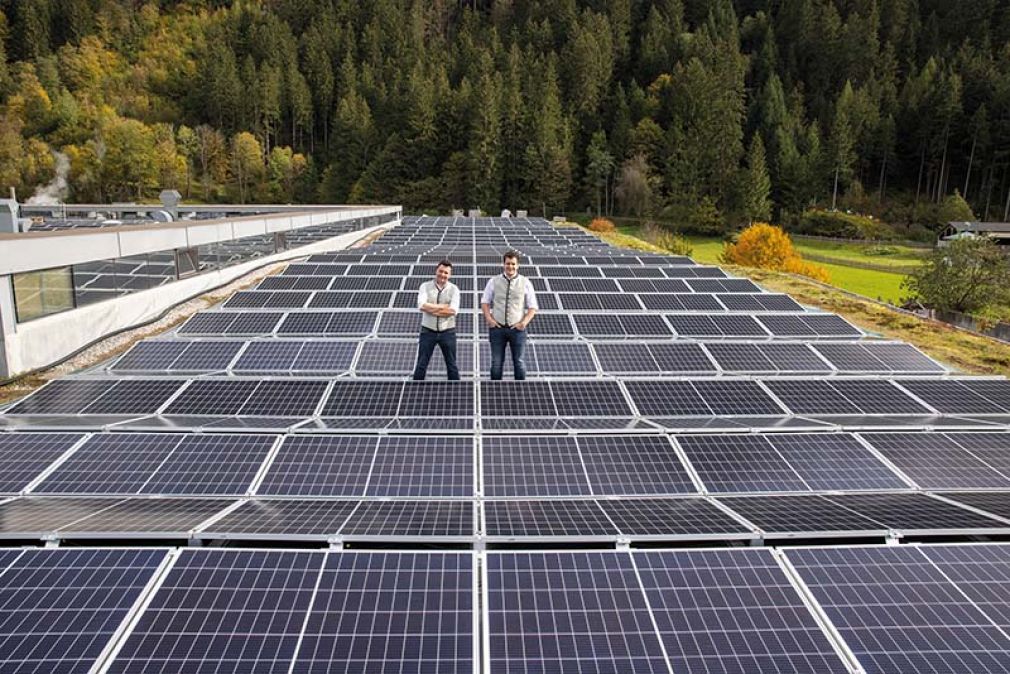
left=739, top=134, right=772, bottom=224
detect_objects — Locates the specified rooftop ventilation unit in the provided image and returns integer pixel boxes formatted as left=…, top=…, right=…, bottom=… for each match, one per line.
left=0, top=199, right=19, bottom=233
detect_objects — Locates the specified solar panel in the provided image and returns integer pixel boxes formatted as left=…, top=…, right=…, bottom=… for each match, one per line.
left=814, top=343, right=890, bottom=371
left=572, top=314, right=622, bottom=336
left=233, top=341, right=301, bottom=372
left=398, top=381, right=474, bottom=416
left=79, top=379, right=182, bottom=415
left=757, top=294, right=804, bottom=311
left=692, top=380, right=784, bottom=415
left=34, top=433, right=182, bottom=494
left=530, top=342, right=596, bottom=374
left=763, top=380, right=861, bottom=415
left=625, top=380, right=711, bottom=416
left=705, top=343, right=776, bottom=372
left=198, top=499, right=358, bottom=538
left=938, top=492, right=1010, bottom=523
left=170, top=340, right=244, bottom=371
left=224, top=311, right=284, bottom=334
left=578, top=435, right=695, bottom=495
left=0, top=433, right=82, bottom=493
left=163, top=380, right=258, bottom=416
left=108, top=549, right=325, bottom=673
left=112, top=341, right=188, bottom=371
left=550, top=381, right=632, bottom=416
left=486, top=552, right=668, bottom=673
left=57, top=497, right=230, bottom=534
left=786, top=546, right=1010, bottom=673
left=339, top=500, right=473, bottom=536
left=0, top=496, right=125, bottom=535
left=366, top=436, right=473, bottom=497
left=861, top=432, right=1010, bottom=489
left=769, top=433, right=907, bottom=490
left=897, top=379, right=1006, bottom=414
left=601, top=497, right=752, bottom=537
left=863, top=343, right=945, bottom=372
left=961, top=380, right=1010, bottom=411
left=177, top=312, right=234, bottom=335
left=711, top=315, right=768, bottom=336
left=484, top=499, right=617, bottom=537
left=714, top=293, right=765, bottom=311
left=483, top=436, right=589, bottom=496
left=717, top=494, right=887, bottom=534
left=140, top=433, right=276, bottom=495
left=480, top=381, right=555, bottom=417
left=677, top=293, right=725, bottom=311
left=257, top=435, right=377, bottom=496
left=831, top=380, right=931, bottom=414
left=292, top=552, right=473, bottom=673
left=321, top=381, right=402, bottom=416
left=291, top=341, right=358, bottom=373
left=802, top=314, right=862, bottom=336
left=825, top=492, right=1008, bottom=532
left=6, top=379, right=117, bottom=414
left=635, top=549, right=850, bottom=673
left=677, top=434, right=809, bottom=493
left=594, top=343, right=659, bottom=373
left=666, top=315, right=720, bottom=337
left=647, top=343, right=716, bottom=372
left=525, top=313, right=574, bottom=336
left=920, top=544, right=1010, bottom=630
left=757, top=315, right=816, bottom=337
left=620, top=315, right=672, bottom=336
left=243, top=380, right=330, bottom=416
left=0, top=548, right=167, bottom=673
left=760, top=343, right=833, bottom=372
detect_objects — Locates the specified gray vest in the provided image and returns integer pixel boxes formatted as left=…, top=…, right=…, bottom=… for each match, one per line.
left=420, top=281, right=457, bottom=331
left=491, top=274, right=527, bottom=326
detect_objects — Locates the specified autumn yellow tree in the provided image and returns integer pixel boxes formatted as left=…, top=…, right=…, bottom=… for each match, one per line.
left=230, top=131, right=263, bottom=204
left=722, top=223, right=830, bottom=283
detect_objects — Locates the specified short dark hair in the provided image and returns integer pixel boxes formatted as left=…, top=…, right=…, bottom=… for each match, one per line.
left=436, top=259, right=453, bottom=269
left=503, top=250, right=520, bottom=262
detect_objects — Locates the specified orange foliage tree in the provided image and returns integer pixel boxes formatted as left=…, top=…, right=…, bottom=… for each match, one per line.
left=588, top=218, right=616, bottom=232
left=721, top=223, right=830, bottom=283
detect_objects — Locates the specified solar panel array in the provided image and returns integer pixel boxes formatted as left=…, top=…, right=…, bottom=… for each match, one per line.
left=3, top=214, right=1010, bottom=671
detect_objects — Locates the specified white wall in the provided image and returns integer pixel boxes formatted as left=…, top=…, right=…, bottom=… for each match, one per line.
left=2, top=221, right=392, bottom=377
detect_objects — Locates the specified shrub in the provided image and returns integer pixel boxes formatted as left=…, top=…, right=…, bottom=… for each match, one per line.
left=722, top=223, right=795, bottom=268
left=796, top=209, right=895, bottom=240
left=863, top=245, right=900, bottom=256
left=903, top=237, right=1010, bottom=313
left=641, top=223, right=694, bottom=256
left=655, top=231, right=693, bottom=257
left=588, top=217, right=615, bottom=232
left=781, top=256, right=831, bottom=283
left=722, top=222, right=830, bottom=283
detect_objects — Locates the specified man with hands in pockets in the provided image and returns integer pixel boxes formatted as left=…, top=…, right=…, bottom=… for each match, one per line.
left=480, top=250, right=538, bottom=380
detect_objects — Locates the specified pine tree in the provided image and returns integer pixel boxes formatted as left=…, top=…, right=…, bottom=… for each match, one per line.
left=739, top=134, right=772, bottom=224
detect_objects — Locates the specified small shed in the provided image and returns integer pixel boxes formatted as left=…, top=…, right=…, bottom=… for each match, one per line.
left=941, top=221, right=1010, bottom=244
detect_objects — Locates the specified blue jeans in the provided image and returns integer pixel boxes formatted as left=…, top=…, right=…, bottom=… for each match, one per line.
left=489, top=327, right=527, bottom=380
left=413, top=328, right=459, bottom=380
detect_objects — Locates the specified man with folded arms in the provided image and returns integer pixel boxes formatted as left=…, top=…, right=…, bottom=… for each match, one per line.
left=414, top=260, right=460, bottom=380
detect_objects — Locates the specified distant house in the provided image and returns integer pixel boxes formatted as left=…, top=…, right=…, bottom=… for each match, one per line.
left=940, top=221, right=1010, bottom=245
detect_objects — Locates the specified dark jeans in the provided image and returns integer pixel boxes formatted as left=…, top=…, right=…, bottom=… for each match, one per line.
left=413, top=328, right=459, bottom=380
left=489, top=327, right=527, bottom=380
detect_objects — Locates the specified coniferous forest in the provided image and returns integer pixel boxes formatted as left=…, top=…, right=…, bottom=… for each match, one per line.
left=2, top=0, right=1010, bottom=235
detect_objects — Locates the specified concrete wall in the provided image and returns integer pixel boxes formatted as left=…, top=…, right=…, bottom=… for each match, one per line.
left=0, top=206, right=400, bottom=275
left=1, top=220, right=393, bottom=378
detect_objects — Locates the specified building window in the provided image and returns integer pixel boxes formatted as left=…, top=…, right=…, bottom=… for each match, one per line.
left=13, top=266, right=75, bottom=322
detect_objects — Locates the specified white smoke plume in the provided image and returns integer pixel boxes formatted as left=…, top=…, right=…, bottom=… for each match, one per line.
left=26, top=151, right=70, bottom=204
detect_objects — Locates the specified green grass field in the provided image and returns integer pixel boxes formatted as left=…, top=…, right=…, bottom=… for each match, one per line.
left=615, top=226, right=913, bottom=304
